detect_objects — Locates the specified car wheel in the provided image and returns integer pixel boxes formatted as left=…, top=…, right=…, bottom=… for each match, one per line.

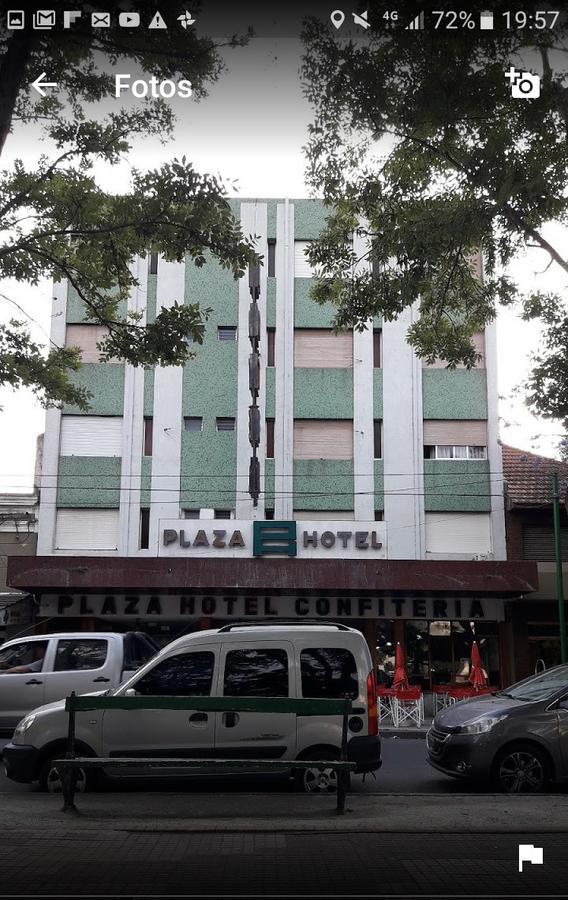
left=294, top=753, right=350, bottom=794
left=493, top=744, right=550, bottom=794
left=39, top=755, right=91, bottom=794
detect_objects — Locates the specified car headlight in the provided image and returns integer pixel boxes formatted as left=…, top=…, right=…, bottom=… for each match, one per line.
left=459, top=715, right=505, bottom=735
left=13, top=713, right=37, bottom=737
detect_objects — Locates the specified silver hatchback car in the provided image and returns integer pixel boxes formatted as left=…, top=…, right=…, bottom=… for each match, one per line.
left=427, top=665, right=568, bottom=792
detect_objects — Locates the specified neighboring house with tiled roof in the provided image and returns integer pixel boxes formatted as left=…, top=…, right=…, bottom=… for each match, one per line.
left=501, top=442, right=568, bottom=678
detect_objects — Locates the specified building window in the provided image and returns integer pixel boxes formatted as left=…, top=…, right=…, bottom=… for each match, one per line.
left=140, top=508, right=150, bottom=549
left=265, top=508, right=275, bottom=520
left=424, top=445, right=487, bottom=460
left=266, top=418, right=275, bottom=459
left=267, top=327, right=275, bottom=366
left=374, top=510, right=384, bottom=521
left=148, top=251, right=158, bottom=275
left=143, top=417, right=153, bottom=456
left=267, top=239, right=276, bottom=277
left=293, top=420, right=353, bottom=460
left=184, top=416, right=203, bottom=432
left=218, top=326, right=237, bottom=341
left=216, top=417, right=236, bottom=432
left=373, top=420, right=382, bottom=459
left=373, top=329, right=382, bottom=368
left=214, top=509, right=233, bottom=519
left=182, top=509, right=200, bottom=519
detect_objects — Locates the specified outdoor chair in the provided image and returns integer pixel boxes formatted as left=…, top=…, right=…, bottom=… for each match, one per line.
left=376, top=686, right=396, bottom=723
left=392, top=687, right=424, bottom=727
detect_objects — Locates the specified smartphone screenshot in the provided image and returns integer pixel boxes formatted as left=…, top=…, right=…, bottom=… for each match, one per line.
left=0, top=2, right=567, bottom=898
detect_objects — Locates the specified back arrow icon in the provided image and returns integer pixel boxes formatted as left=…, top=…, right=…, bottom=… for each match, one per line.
left=31, top=73, right=58, bottom=97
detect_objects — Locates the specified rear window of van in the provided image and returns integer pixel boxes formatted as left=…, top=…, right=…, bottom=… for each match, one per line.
left=300, top=648, right=358, bottom=698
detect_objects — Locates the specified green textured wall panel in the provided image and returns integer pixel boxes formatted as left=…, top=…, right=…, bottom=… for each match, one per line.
left=374, top=460, right=384, bottom=511
left=294, top=369, right=353, bottom=419
left=146, top=274, right=157, bottom=325
left=143, top=368, right=154, bottom=417
left=66, top=284, right=127, bottom=323
left=264, top=459, right=275, bottom=508
left=57, top=456, right=121, bottom=507
left=141, top=457, right=152, bottom=507
left=265, top=366, right=275, bottom=419
left=422, top=370, right=487, bottom=419
left=182, top=252, right=239, bottom=419
left=293, top=460, right=354, bottom=511
left=373, top=370, right=383, bottom=418
left=267, top=201, right=278, bottom=240
left=266, top=279, right=276, bottom=328
left=180, top=430, right=236, bottom=511
left=63, top=364, right=125, bottom=415
left=424, top=460, right=491, bottom=512
left=294, top=280, right=338, bottom=328
left=293, top=200, right=329, bottom=239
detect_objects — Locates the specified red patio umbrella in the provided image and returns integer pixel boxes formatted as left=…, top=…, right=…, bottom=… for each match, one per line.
left=469, top=641, right=487, bottom=690
left=392, top=642, right=409, bottom=689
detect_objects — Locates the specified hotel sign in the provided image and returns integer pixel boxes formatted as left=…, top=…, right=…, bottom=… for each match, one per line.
left=159, top=520, right=387, bottom=560
left=39, top=594, right=505, bottom=622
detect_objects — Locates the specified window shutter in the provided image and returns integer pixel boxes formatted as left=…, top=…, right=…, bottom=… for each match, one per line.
left=55, top=509, right=120, bottom=550
left=425, top=513, right=491, bottom=554
left=423, top=420, right=487, bottom=445
left=294, top=241, right=316, bottom=278
left=293, top=420, right=353, bottom=459
left=294, top=330, right=353, bottom=367
left=60, top=417, right=123, bottom=456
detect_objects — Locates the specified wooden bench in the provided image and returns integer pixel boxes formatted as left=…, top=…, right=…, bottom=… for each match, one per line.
left=55, top=693, right=357, bottom=814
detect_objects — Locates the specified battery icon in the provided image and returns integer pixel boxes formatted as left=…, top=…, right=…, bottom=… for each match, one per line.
left=479, top=10, right=494, bottom=29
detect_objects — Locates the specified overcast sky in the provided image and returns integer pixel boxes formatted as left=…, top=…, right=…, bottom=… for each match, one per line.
left=0, top=30, right=566, bottom=493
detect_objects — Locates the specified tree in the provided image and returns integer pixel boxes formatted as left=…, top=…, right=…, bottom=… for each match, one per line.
left=0, top=2, right=257, bottom=409
left=301, top=1, right=568, bottom=418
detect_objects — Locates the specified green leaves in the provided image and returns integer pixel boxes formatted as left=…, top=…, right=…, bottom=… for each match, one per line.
left=302, top=1, right=568, bottom=396
left=0, top=9, right=256, bottom=407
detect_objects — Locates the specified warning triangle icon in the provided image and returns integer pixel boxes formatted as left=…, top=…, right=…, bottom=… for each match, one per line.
left=149, top=11, right=167, bottom=29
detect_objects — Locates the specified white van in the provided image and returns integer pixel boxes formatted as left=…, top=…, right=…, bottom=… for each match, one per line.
left=3, top=623, right=382, bottom=792
left=0, top=632, right=158, bottom=732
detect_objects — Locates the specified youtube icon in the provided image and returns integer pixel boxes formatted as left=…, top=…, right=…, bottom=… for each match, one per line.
left=119, top=12, right=140, bottom=28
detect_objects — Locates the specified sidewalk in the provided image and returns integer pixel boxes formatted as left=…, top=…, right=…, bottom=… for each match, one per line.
left=2, top=790, right=567, bottom=834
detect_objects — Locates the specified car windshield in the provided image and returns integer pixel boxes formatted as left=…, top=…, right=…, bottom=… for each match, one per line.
left=499, top=666, right=568, bottom=702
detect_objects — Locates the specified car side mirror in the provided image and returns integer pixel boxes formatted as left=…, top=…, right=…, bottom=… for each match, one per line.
left=124, top=688, right=138, bottom=697
left=557, top=697, right=568, bottom=711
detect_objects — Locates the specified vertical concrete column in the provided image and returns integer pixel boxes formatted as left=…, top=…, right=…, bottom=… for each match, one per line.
left=148, top=258, right=185, bottom=553
left=352, top=230, right=375, bottom=521
left=274, top=201, right=295, bottom=520
left=236, top=202, right=268, bottom=519
left=37, top=281, right=67, bottom=554
left=485, top=320, right=506, bottom=560
left=120, top=256, right=148, bottom=555
left=382, top=304, right=425, bottom=558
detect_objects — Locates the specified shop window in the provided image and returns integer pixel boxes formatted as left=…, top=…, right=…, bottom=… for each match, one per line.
left=216, top=417, right=236, bottom=432
left=267, top=327, right=275, bottom=366
left=266, top=417, right=275, bottom=458
left=143, top=417, right=153, bottom=456
left=375, top=622, right=395, bottom=686
left=429, top=620, right=452, bottom=686
left=267, top=238, right=276, bottom=277
left=218, top=326, right=237, bottom=341
left=140, top=508, right=150, bottom=549
left=184, top=416, right=203, bottom=432
left=300, top=648, right=358, bottom=698
left=54, top=639, right=108, bottom=672
left=223, top=648, right=289, bottom=697
left=373, top=329, right=382, bottom=368
left=136, top=651, right=214, bottom=696
left=405, top=620, right=429, bottom=689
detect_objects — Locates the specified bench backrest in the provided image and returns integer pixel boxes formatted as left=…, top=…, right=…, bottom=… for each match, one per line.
left=65, top=694, right=353, bottom=716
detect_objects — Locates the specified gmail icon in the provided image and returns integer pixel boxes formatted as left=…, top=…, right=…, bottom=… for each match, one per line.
left=91, top=11, right=111, bottom=28
left=33, top=9, right=56, bottom=29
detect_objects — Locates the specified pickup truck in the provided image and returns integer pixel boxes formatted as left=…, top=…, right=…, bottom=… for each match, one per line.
left=0, top=631, right=159, bottom=733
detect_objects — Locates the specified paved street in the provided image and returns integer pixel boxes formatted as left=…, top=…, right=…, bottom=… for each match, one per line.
left=0, top=736, right=483, bottom=795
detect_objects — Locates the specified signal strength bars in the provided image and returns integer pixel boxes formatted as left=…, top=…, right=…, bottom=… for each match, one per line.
left=405, top=11, right=425, bottom=30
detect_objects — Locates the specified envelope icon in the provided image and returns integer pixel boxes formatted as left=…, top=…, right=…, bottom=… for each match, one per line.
left=33, top=10, right=56, bottom=29
left=91, top=12, right=111, bottom=27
